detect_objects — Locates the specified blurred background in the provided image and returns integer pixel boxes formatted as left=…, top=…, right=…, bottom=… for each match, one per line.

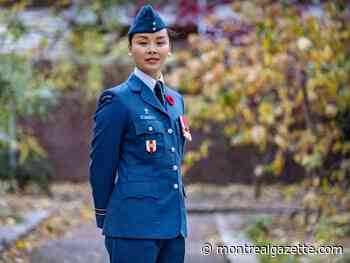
left=0, top=0, right=349, bottom=262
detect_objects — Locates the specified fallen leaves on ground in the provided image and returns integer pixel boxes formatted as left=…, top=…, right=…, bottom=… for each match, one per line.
left=0, top=182, right=94, bottom=263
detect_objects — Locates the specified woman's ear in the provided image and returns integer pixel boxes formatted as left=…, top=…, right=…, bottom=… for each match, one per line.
left=128, top=45, right=132, bottom=56
left=167, top=41, right=172, bottom=56
left=168, top=42, right=172, bottom=56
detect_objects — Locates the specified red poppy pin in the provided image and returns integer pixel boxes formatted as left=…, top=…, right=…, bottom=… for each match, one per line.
left=166, top=95, right=175, bottom=106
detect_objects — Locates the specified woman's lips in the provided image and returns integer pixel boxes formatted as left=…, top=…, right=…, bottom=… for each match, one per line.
left=145, top=58, right=159, bottom=63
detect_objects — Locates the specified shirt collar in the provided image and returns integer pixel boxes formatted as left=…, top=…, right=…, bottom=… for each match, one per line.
left=133, top=67, right=164, bottom=92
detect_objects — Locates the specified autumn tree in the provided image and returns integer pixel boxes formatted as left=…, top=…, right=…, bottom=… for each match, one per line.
left=168, top=1, right=350, bottom=221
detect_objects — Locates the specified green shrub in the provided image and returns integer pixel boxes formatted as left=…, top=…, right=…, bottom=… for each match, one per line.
left=0, top=147, right=53, bottom=195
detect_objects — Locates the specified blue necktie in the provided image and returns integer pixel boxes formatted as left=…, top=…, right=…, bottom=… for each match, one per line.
left=154, top=81, right=164, bottom=106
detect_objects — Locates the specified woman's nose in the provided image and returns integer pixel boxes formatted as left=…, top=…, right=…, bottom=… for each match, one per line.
left=147, top=43, right=157, bottom=53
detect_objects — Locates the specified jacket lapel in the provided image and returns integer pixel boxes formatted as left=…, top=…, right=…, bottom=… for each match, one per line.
left=128, top=74, right=169, bottom=117
left=163, top=86, right=178, bottom=119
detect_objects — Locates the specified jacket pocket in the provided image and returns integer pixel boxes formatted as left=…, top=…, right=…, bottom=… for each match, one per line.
left=132, top=119, right=165, bottom=159
left=133, top=120, right=165, bottom=136
left=119, top=181, right=159, bottom=200
left=104, top=181, right=160, bottom=230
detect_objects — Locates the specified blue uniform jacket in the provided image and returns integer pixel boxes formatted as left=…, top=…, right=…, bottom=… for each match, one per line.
left=89, top=73, right=188, bottom=239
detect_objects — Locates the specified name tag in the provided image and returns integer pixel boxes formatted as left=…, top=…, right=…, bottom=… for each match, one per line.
left=139, top=115, right=156, bottom=120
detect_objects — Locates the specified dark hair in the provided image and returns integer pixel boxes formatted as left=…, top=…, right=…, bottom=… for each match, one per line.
left=128, top=27, right=180, bottom=46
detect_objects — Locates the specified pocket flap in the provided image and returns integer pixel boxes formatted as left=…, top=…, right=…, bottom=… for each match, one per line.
left=119, top=182, right=159, bottom=199
left=133, top=120, right=165, bottom=135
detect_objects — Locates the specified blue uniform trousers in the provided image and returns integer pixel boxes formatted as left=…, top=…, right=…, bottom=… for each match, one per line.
left=104, top=234, right=185, bottom=263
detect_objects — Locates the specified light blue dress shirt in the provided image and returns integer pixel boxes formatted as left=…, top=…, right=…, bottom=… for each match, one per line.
left=133, top=67, right=164, bottom=92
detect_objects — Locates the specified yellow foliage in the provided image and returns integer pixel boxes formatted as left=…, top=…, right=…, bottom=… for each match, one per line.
left=169, top=0, right=350, bottom=216
left=250, top=125, right=267, bottom=143
left=258, top=102, right=275, bottom=124
left=15, top=240, right=30, bottom=250
left=271, top=150, right=285, bottom=175
left=241, top=106, right=255, bottom=122
left=19, top=135, right=47, bottom=164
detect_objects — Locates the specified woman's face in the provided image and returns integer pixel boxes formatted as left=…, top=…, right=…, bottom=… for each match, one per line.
left=129, top=29, right=170, bottom=79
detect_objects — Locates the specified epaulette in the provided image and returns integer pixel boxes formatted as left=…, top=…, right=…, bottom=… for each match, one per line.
left=99, top=93, right=114, bottom=104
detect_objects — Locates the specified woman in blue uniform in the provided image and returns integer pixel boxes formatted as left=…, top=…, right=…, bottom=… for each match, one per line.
left=89, top=4, right=192, bottom=263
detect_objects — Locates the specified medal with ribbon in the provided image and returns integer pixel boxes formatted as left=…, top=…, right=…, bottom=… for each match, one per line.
left=179, top=116, right=192, bottom=141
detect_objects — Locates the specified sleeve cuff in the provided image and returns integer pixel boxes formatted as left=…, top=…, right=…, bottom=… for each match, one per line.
left=96, top=213, right=105, bottom=229
left=95, top=208, right=106, bottom=229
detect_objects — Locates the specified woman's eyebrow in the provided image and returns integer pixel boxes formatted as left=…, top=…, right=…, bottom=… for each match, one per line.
left=135, top=35, right=166, bottom=40
left=135, top=35, right=149, bottom=40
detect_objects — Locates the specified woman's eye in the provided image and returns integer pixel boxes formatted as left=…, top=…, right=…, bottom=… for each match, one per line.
left=138, top=42, right=147, bottom=45
left=157, top=42, right=165, bottom=45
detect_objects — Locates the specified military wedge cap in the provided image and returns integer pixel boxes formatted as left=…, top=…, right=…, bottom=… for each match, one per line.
left=128, top=4, right=166, bottom=36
